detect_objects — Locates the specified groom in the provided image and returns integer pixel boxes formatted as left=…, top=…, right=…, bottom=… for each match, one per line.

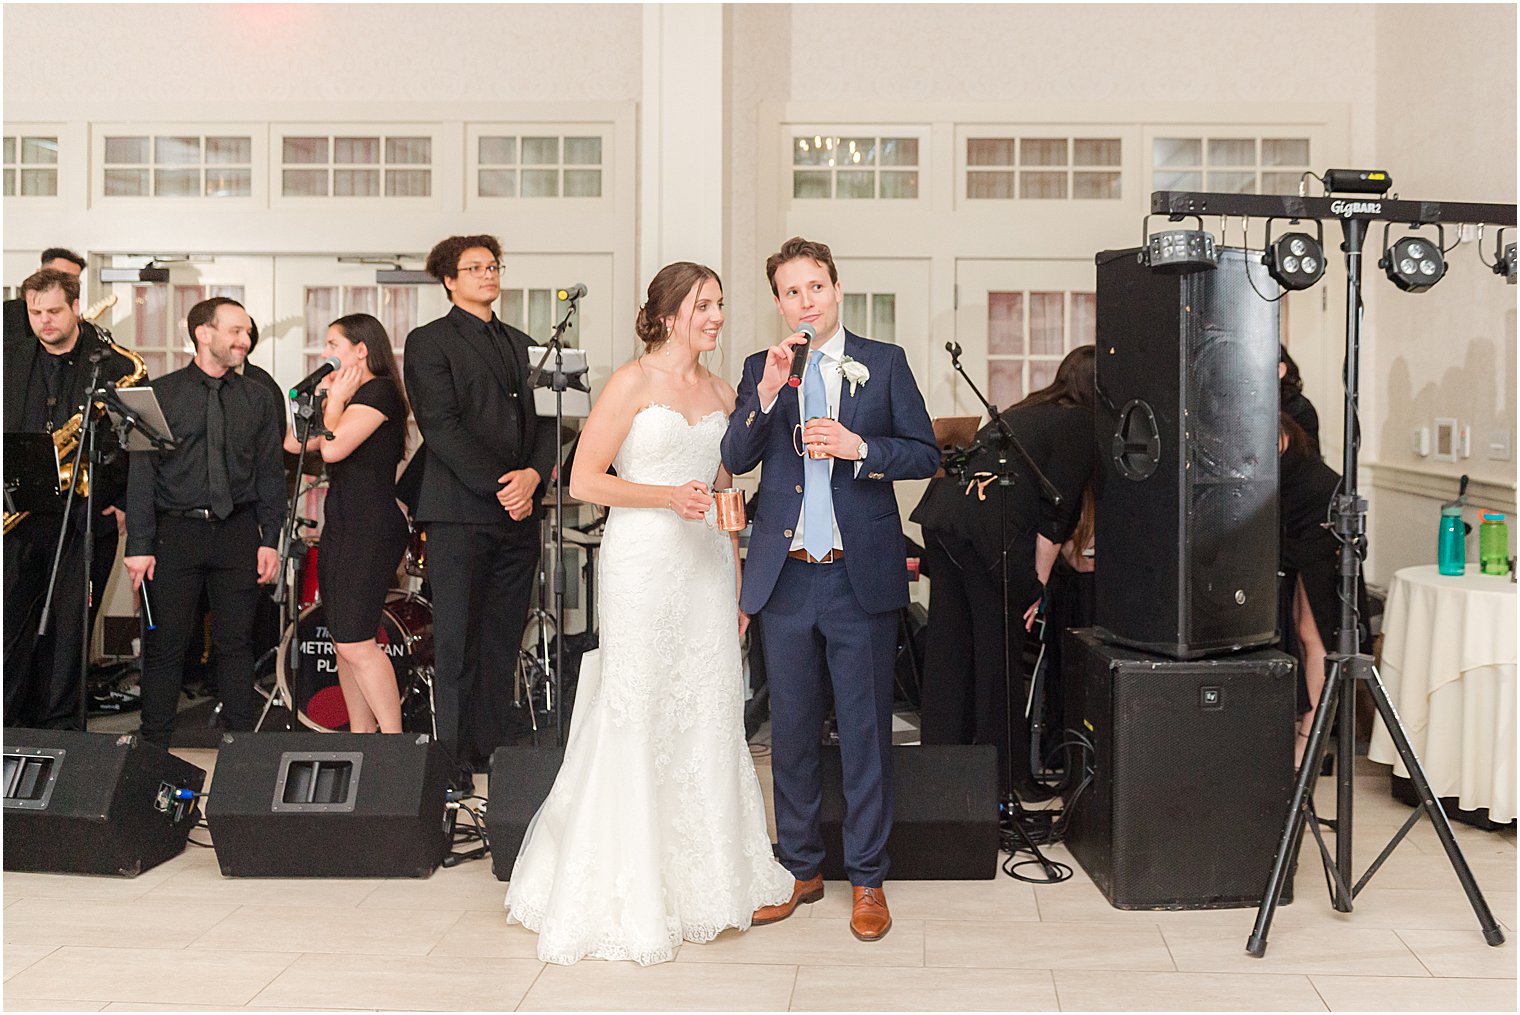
left=723, top=237, right=938, bottom=941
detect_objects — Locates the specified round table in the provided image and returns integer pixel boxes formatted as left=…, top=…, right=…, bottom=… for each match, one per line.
left=1368, top=564, right=1516, bottom=823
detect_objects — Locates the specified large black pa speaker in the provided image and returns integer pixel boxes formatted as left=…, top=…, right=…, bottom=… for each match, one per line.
left=487, top=745, right=564, bottom=881
left=2, top=729, right=206, bottom=876
left=819, top=744, right=999, bottom=880
left=1093, top=246, right=1279, bottom=659
left=1062, top=629, right=1297, bottom=909
left=205, top=732, right=450, bottom=877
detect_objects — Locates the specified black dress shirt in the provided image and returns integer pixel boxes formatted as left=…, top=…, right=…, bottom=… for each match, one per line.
left=125, top=361, right=285, bottom=556
left=23, top=344, right=81, bottom=433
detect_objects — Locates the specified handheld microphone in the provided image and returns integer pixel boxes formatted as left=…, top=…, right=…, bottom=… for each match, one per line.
left=556, top=282, right=588, bottom=302
left=785, top=322, right=818, bottom=388
left=289, top=356, right=340, bottom=399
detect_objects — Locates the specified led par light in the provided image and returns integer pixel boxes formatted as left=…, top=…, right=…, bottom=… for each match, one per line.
left=1263, top=220, right=1327, bottom=291
left=1379, top=224, right=1447, bottom=293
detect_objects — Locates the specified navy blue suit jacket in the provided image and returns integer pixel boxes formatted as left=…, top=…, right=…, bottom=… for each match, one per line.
left=722, top=331, right=939, bottom=616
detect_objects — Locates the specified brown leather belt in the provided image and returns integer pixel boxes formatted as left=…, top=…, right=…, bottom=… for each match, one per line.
left=787, top=547, right=844, bottom=564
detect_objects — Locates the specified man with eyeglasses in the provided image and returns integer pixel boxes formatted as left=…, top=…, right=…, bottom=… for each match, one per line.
left=404, top=235, right=556, bottom=786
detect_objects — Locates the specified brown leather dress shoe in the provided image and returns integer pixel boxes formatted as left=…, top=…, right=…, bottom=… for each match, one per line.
left=752, top=874, right=824, bottom=926
left=850, top=886, right=892, bottom=941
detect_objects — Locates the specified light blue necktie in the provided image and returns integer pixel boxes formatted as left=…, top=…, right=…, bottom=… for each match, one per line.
left=802, top=350, right=833, bottom=561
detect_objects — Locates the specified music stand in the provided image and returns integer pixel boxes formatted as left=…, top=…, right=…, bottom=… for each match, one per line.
left=3, top=433, right=62, bottom=517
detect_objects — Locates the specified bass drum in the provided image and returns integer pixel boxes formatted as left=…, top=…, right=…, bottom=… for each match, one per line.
left=280, top=590, right=436, bottom=735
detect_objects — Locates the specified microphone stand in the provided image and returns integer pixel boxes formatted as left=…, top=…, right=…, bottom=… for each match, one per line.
left=943, top=342, right=1063, bottom=881
left=527, top=297, right=589, bottom=746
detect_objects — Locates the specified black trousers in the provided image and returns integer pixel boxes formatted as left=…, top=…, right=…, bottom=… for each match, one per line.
left=918, top=531, right=1032, bottom=796
left=3, top=513, right=102, bottom=729
left=138, top=509, right=261, bottom=746
left=425, top=520, right=539, bottom=770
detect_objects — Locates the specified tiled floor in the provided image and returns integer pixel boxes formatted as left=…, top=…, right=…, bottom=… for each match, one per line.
left=3, top=751, right=1514, bottom=1012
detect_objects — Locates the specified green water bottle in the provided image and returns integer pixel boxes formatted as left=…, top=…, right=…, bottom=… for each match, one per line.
left=1479, top=513, right=1509, bottom=575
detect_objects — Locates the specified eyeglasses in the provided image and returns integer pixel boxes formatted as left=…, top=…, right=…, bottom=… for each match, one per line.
left=456, top=263, right=502, bottom=277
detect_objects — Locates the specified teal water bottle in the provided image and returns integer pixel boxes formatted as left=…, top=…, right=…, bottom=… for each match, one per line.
left=1438, top=504, right=1466, bottom=576
left=1479, top=513, right=1509, bottom=575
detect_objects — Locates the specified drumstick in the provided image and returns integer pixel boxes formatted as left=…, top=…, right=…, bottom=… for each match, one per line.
left=140, top=579, right=156, bottom=632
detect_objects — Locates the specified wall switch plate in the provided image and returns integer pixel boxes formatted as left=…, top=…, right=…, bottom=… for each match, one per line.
left=1412, top=426, right=1431, bottom=457
left=1434, top=418, right=1458, bottom=462
left=1488, top=430, right=1513, bottom=461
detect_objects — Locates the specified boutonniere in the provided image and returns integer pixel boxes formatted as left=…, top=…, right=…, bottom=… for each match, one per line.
left=837, top=355, right=870, bottom=396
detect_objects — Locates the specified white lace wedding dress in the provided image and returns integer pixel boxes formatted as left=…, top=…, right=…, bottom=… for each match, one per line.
left=504, top=404, right=794, bottom=965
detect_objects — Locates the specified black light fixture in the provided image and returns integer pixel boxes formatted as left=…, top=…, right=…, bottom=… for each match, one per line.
left=1139, top=214, right=1218, bottom=274
left=1379, top=223, right=1447, bottom=293
left=335, top=256, right=432, bottom=285
left=1492, top=227, right=1516, bottom=285
left=1263, top=219, right=1326, bottom=291
left=100, top=260, right=171, bottom=284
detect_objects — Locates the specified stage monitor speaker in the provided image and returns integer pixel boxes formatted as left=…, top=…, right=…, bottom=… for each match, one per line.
left=2, top=729, right=206, bottom=876
left=205, top=731, right=450, bottom=878
left=487, top=745, right=565, bottom=881
left=1093, top=246, right=1280, bottom=659
left=1062, top=628, right=1297, bottom=909
left=819, top=744, right=999, bottom=881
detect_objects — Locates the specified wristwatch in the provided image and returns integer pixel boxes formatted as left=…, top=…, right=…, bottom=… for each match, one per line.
left=856, top=440, right=869, bottom=461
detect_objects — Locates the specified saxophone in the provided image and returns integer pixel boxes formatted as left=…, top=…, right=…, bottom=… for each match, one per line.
left=3, top=295, right=147, bottom=535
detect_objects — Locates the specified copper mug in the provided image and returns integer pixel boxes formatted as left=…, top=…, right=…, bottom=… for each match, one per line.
left=803, top=416, right=832, bottom=459
left=713, top=488, right=747, bottom=532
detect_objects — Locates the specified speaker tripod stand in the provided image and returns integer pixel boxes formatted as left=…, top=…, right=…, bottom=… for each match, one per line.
left=1247, top=213, right=1504, bottom=956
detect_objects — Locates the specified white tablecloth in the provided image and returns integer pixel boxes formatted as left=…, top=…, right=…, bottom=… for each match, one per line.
left=1369, top=564, right=1517, bottom=822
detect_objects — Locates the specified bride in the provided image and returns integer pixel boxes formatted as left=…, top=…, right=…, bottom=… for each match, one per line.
left=504, top=262, right=794, bottom=965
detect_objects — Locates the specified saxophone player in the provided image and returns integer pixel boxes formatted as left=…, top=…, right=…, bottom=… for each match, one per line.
left=3, top=268, right=139, bottom=729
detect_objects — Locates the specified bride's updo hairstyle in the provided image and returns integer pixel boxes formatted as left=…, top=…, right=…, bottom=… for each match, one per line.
left=635, top=261, right=722, bottom=352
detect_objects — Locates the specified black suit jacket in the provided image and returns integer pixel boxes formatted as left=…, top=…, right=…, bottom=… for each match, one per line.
left=402, top=308, right=557, bottom=525
left=3, top=320, right=141, bottom=512
left=3, top=298, right=32, bottom=343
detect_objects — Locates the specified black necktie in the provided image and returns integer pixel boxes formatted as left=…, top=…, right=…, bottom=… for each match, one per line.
left=204, top=375, right=234, bottom=519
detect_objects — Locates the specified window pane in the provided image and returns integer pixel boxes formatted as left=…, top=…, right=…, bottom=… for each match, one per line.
left=205, top=167, right=251, bottom=197
left=386, top=137, right=430, bottom=165
left=1154, top=170, right=1201, bottom=191
left=879, top=171, right=918, bottom=199
left=282, top=137, right=328, bottom=164
left=794, top=137, right=830, bottom=167
left=501, top=290, right=525, bottom=331
left=521, top=168, right=558, bottom=197
left=1071, top=293, right=1097, bottom=345
left=155, top=136, right=200, bottom=165
left=528, top=289, right=553, bottom=338
left=842, top=293, right=867, bottom=333
left=1029, top=293, right=1064, bottom=355
left=968, top=138, right=1015, bottom=166
left=304, top=287, right=338, bottom=367
left=3, top=137, right=14, bottom=163
left=793, top=171, right=830, bottom=199
left=205, top=136, right=251, bottom=164
left=19, top=169, right=56, bottom=196
left=563, top=137, right=602, bottom=165
left=521, top=137, right=559, bottom=165
left=333, top=168, right=380, bottom=196
left=344, top=286, right=379, bottom=316
left=380, top=286, right=417, bottom=350
left=334, top=137, right=380, bottom=164
left=988, top=292, right=1024, bottom=356
left=1207, top=171, right=1256, bottom=194
left=478, top=167, right=515, bottom=197
left=133, top=283, right=167, bottom=350
left=104, top=136, right=148, bottom=164
left=104, top=168, right=148, bottom=196
left=1073, top=138, right=1121, bottom=166
left=1029, top=359, right=1058, bottom=394
left=836, top=170, right=874, bottom=199
left=154, top=168, right=200, bottom=197
left=840, top=137, right=876, bottom=166
left=967, top=171, right=1014, bottom=199
left=385, top=169, right=430, bottom=197
left=1153, top=138, right=1201, bottom=168
left=20, top=137, right=57, bottom=165
left=564, top=168, right=601, bottom=197
left=1021, top=139, right=1067, bottom=166
left=479, top=136, right=516, bottom=164
left=1262, top=138, right=1310, bottom=166
left=872, top=294, right=896, bottom=342
left=2, top=168, right=14, bottom=195
left=174, top=286, right=205, bottom=346
left=283, top=168, right=328, bottom=196
left=988, top=360, right=1022, bottom=408
left=1208, top=139, right=1255, bottom=166
left=208, top=284, right=245, bottom=303
left=1020, top=171, right=1067, bottom=199
left=879, top=137, right=918, bottom=167
left=1261, top=171, right=1304, bottom=196
left=1072, top=171, right=1121, bottom=199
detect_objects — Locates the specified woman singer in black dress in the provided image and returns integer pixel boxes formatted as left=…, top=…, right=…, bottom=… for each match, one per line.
left=284, top=313, right=410, bottom=732
left=910, top=345, right=1096, bottom=801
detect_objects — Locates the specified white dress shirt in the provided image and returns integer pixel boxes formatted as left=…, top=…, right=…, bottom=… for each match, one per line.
left=760, top=326, right=857, bottom=552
